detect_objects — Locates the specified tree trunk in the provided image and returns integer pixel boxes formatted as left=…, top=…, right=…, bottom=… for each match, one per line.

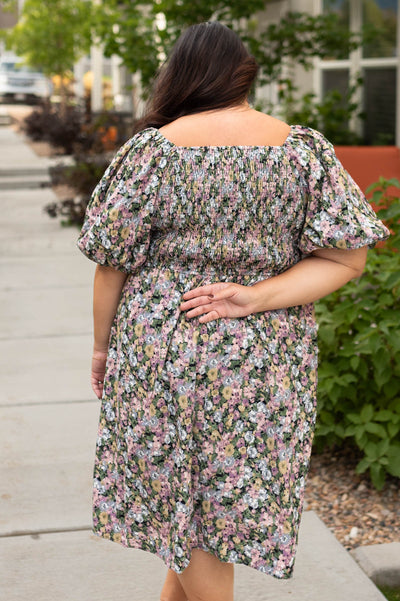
left=59, top=77, right=68, bottom=118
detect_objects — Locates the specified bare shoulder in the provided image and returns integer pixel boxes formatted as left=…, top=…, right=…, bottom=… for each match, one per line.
left=255, top=112, right=290, bottom=130
left=252, top=112, right=291, bottom=138
left=159, top=108, right=291, bottom=147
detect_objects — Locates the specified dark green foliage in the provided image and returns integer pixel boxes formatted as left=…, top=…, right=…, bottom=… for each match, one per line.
left=378, top=586, right=400, bottom=601
left=44, top=197, right=88, bottom=228
left=315, top=178, right=400, bottom=490
left=276, top=77, right=365, bottom=145
left=245, top=11, right=360, bottom=86
left=49, top=156, right=109, bottom=196
left=44, top=156, right=109, bottom=227
left=95, top=3, right=362, bottom=90
left=45, top=148, right=109, bottom=228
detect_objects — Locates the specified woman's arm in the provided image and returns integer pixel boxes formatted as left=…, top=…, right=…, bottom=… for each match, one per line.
left=91, top=264, right=128, bottom=398
left=250, top=246, right=367, bottom=312
left=179, top=246, right=367, bottom=323
left=93, top=264, right=128, bottom=351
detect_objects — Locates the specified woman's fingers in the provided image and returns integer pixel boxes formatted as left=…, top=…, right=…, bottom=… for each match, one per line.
left=199, top=309, right=221, bottom=323
left=91, top=375, right=104, bottom=399
left=91, top=350, right=107, bottom=400
left=180, top=283, right=242, bottom=322
left=180, top=295, right=215, bottom=311
left=182, top=285, right=215, bottom=300
left=185, top=301, right=216, bottom=318
left=182, top=282, right=229, bottom=300
left=181, top=285, right=236, bottom=310
left=180, top=282, right=255, bottom=322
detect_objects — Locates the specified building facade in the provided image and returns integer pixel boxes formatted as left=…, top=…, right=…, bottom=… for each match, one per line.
left=2, top=0, right=399, bottom=145
left=261, top=0, right=399, bottom=145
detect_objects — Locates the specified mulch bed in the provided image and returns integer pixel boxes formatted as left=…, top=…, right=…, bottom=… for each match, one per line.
left=305, top=446, right=400, bottom=550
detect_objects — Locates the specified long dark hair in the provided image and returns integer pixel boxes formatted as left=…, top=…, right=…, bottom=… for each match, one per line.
left=134, top=22, right=259, bottom=133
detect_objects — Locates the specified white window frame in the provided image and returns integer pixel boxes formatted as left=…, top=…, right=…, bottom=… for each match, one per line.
left=313, top=0, right=400, bottom=145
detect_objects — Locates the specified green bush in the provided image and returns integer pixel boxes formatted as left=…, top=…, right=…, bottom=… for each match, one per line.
left=44, top=156, right=109, bottom=227
left=49, top=156, right=109, bottom=196
left=314, top=178, right=400, bottom=490
left=275, top=77, right=364, bottom=145
left=378, top=586, right=400, bottom=601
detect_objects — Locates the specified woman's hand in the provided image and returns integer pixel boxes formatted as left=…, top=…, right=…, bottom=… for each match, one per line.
left=180, top=247, right=368, bottom=323
left=91, top=349, right=108, bottom=399
left=180, top=282, right=256, bottom=323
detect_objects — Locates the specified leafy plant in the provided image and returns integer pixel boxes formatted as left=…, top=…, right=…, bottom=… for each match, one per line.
left=315, top=178, right=400, bottom=490
left=24, top=104, right=128, bottom=155
left=274, top=77, right=365, bottom=145
left=44, top=197, right=88, bottom=228
left=49, top=156, right=109, bottom=196
left=24, top=103, right=84, bottom=154
left=44, top=107, right=86, bottom=155
left=23, top=102, right=53, bottom=142
left=45, top=156, right=109, bottom=227
left=94, top=3, right=363, bottom=91
left=378, top=586, right=400, bottom=601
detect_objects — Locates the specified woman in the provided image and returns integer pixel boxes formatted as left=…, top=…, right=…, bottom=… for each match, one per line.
left=77, top=21, right=389, bottom=601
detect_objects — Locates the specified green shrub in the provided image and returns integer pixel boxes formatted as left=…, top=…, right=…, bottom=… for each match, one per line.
left=271, top=77, right=365, bottom=145
left=378, top=586, right=400, bottom=601
left=314, top=177, right=400, bottom=490
left=49, top=156, right=109, bottom=196
left=44, top=156, right=109, bottom=227
left=44, top=197, right=88, bottom=228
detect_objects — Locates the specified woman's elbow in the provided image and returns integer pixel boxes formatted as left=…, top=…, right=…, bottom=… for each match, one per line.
left=351, top=264, right=366, bottom=279
left=311, top=245, right=368, bottom=278
left=351, top=246, right=368, bottom=277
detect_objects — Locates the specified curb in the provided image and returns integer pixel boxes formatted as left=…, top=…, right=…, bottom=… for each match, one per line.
left=351, top=543, right=400, bottom=589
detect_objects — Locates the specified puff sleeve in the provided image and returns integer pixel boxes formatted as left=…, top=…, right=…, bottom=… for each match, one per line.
left=297, top=127, right=390, bottom=255
left=77, top=133, right=165, bottom=273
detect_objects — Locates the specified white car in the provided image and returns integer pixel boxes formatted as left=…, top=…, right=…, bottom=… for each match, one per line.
left=0, top=56, right=52, bottom=103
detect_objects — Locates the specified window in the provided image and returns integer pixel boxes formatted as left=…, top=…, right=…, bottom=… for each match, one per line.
left=363, top=67, right=397, bottom=144
left=322, top=69, right=349, bottom=97
left=318, top=0, right=399, bottom=145
left=363, top=0, right=397, bottom=58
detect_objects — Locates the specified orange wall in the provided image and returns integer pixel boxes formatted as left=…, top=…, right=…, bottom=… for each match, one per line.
left=335, top=146, right=400, bottom=196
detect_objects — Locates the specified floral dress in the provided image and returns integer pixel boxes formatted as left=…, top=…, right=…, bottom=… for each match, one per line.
left=77, top=125, right=389, bottom=579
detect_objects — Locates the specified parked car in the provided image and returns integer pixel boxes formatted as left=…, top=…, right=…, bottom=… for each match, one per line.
left=0, top=55, right=52, bottom=103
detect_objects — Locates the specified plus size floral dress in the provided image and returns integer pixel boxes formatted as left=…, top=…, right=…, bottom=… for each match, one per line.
left=77, top=125, right=389, bottom=579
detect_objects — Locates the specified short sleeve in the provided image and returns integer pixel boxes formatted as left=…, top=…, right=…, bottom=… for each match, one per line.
left=296, top=127, right=390, bottom=255
left=77, top=132, right=165, bottom=273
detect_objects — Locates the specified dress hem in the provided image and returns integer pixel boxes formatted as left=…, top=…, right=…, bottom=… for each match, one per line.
left=91, top=525, right=295, bottom=580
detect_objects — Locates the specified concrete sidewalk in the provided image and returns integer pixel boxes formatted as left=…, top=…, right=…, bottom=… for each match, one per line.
left=0, top=122, right=388, bottom=601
